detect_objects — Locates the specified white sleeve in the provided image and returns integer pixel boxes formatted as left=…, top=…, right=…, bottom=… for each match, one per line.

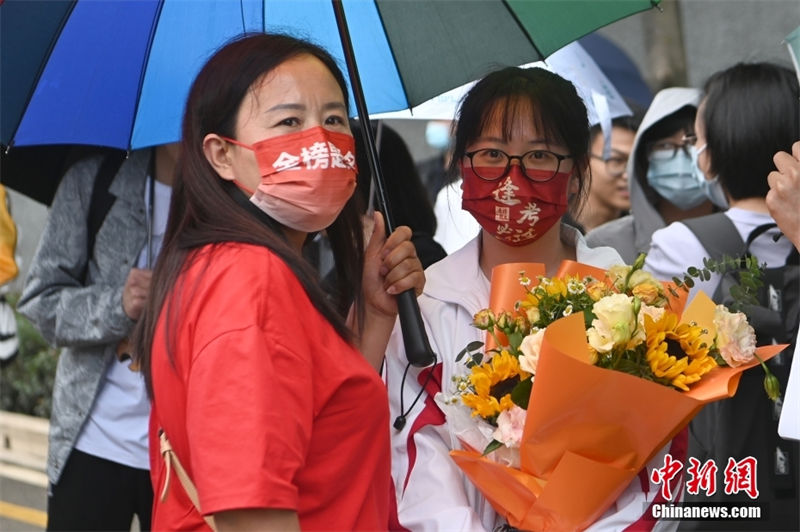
left=385, top=312, right=494, bottom=532
left=778, top=338, right=800, bottom=440
left=645, top=223, right=719, bottom=302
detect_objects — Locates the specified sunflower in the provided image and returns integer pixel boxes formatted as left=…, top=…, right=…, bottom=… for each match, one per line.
left=644, top=312, right=717, bottom=391
left=460, top=350, right=526, bottom=419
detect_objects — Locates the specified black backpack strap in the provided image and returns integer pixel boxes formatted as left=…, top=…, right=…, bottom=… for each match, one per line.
left=681, top=212, right=745, bottom=261
left=82, top=152, right=126, bottom=282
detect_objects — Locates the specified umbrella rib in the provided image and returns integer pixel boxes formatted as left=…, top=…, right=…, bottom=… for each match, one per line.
left=6, top=1, right=77, bottom=151
left=238, top=0, right=247, bottom=34
left=500, top=0, right=546, bottom=61
left=126, top=0, right=166, bottom=153
left=371, top=1, right=413, bottom=112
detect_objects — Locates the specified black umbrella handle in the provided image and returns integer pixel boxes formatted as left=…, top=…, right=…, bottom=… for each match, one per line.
left=332, top=0, right=436, bottom=367
left=396, top=289, right=437, bottom=367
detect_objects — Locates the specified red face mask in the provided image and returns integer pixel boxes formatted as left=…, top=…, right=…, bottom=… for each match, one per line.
left=461, top=163, right=570, bottom=246
left=225, top=126, right=357, bottom=232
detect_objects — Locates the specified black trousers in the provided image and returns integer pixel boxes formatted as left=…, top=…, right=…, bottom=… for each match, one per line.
left=47, top=449, right=153, bottom=531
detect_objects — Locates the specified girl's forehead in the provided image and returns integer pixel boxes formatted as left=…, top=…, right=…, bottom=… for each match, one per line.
left=479, top=98, right=540, bottom=137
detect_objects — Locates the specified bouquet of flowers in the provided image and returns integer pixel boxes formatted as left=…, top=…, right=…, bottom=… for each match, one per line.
left=439, top=256, right=785, bottom=531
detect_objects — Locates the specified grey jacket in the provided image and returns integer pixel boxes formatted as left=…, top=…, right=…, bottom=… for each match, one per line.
left=585, top=88, right=701, bottom=263
left=18, top=149, right=152, bottom=484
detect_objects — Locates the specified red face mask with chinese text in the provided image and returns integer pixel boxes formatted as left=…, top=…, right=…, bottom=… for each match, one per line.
left=461, top=163, right=570, bottom=246
left=225, top=126, right=357, bottom=232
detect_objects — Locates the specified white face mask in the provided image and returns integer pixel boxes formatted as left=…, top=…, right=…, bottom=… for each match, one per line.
left=646, top=150, right=707, bottom=209
left=691, top=144, right=729, bottom=208
left=425, top=121, right=451, bottom=151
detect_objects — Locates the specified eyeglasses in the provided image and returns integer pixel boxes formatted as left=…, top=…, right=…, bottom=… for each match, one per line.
left=464, top=148, right=572, bottom=182
left=649, top=138, right=694, bottom=162
left=590, top=154, right=628, bottom=178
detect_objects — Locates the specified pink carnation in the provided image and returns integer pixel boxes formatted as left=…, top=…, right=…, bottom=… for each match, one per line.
left=492, top=406, right=527, bottom=448
left=713, top=305, right=756, bottom=367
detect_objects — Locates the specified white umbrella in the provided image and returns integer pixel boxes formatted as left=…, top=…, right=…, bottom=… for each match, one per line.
left=371, top=40, right=632, bottom=148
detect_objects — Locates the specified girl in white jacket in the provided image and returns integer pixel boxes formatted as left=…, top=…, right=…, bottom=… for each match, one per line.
left=385, top=66, right=684, bottom=532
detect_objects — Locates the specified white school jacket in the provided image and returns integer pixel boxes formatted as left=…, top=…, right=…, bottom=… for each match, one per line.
left=385, top=227, right=682, bottom=532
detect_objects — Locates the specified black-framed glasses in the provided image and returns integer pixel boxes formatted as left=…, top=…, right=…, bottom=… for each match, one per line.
left=464, top=148, right=572, bottom=182
left=590, top=154, right=628, bottom=178
left=649, top=138, right=694, bottom=162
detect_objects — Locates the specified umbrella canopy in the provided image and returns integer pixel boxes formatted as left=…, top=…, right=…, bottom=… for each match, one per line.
left=1, top=0, right=660, bottom=152
left=370, top=40, right=633, bottom=125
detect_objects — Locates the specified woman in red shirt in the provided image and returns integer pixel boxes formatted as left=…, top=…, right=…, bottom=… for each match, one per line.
left=134, top=34, right=422, bottom=531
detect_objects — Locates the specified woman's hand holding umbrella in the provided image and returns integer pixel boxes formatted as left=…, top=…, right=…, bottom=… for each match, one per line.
left=353, top=211, right=425, bottom=370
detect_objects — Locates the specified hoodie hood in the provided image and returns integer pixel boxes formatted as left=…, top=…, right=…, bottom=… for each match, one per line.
left=626, top=87, right=701, bottom=256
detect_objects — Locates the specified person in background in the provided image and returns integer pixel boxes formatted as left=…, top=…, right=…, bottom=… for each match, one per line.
left=135, top=33, right=423, bottom=530
left=564, top=112, right=642, bottom=233
left=18, top=142, right=178, bottom=531
left=352, top=121, right=446, bottom=269
left=0, top=184, right=19, bottom=364
left=309, top=121, right=446, bottom=300
left=384, top=65, right=682, bottom=531
left=417, top=119, right=454, bottom=205
left=646, top=65, right=797, bottom=301
left=644, top=62, right=799, bottom=532
left=586, top=88, right=714, bottom=263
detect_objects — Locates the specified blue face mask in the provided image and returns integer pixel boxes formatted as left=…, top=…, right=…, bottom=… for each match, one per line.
left=425, top=121, right=451, bottom=151
left=691, top=144, right=729, bottom=208
left=646, top=150, right=707, bottom=209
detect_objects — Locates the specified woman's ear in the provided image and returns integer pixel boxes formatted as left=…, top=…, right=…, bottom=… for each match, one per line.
left=567, top=170, right=581, bottom=196
left=203, top=134, right=236, bottom=181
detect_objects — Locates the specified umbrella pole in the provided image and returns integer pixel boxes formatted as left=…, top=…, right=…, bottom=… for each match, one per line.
left=331, top=0, right=435, bottom=368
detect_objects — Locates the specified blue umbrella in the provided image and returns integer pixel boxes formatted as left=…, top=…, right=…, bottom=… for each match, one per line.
left=2, top=0, right=661, bottom=366
left=2, top=0, right=660, bottom=151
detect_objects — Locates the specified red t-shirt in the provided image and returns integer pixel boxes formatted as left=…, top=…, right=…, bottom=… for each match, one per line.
left=148, top=243, right=391, bottom=530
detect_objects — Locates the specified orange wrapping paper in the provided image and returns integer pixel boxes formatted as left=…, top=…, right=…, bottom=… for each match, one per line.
left=485, top=261, right=687, bottom=351
left=453, top=262, right=786, bottom=531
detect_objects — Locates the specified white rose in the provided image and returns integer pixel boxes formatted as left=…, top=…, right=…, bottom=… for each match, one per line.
left=587, top=294, right=636, bottom=353
left=714, top=305, right=756, bottom=367
left=519, top=329, right=545, bottom=374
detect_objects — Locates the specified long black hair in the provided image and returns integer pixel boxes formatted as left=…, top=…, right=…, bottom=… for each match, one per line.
left=133, top=33, right=365, bottom=395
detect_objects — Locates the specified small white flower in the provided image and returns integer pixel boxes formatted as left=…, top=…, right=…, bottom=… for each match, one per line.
left=567, top=279, right=585, bottom=295
left=562, top=304, right=574, bottom=317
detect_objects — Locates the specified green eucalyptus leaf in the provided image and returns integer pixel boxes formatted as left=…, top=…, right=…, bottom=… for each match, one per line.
left=466, top=341, right=485, bottom=352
